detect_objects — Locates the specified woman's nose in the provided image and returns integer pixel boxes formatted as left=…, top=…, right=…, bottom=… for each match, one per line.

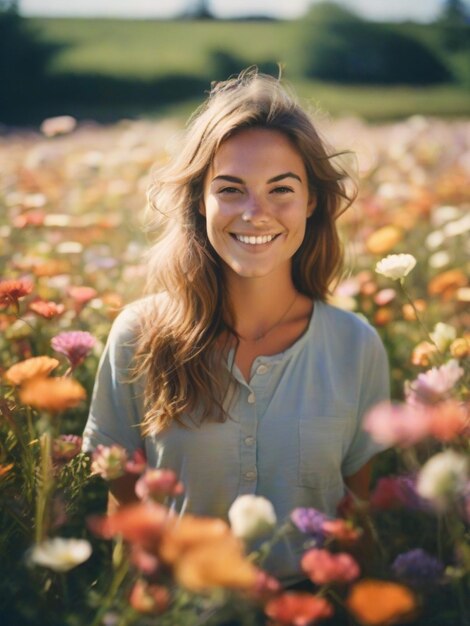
left=241, top=196, right=269, bottom=224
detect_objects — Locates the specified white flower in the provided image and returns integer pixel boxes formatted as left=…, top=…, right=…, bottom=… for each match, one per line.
left=430, top=322, right=457, bottom=352
left=417, top=450, right=468, bottom=511
left=375, top=254, right=417, bottom=281
left=228, top=495, right=277, bottom=541
left=29, top=538, right=92, bottom=572
left=40, top=115, right=77, bottom=137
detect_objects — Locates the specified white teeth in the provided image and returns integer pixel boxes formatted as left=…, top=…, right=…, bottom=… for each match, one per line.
left=235, top=234, right=277, bottom=245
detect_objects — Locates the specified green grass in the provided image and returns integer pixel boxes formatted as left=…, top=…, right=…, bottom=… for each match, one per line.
left=29, top=18, right=470, bottom=121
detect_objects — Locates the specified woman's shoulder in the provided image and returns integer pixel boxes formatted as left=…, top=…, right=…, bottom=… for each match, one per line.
left=316, top=300, right=382, bottom=346
left=107, top=294, right=164, bottom=345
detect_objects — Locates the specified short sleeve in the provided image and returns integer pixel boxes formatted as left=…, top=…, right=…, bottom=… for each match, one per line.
left=82, top=305, right=145, bottom=455
left=341, top=329, right=390, bottom=477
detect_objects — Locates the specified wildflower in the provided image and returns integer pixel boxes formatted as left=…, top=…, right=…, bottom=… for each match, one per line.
left=347, top=579, right=416, bottom=625
left=91, top=444, right=128, bottom=480
left=416, top=449, right=468, bottom=511
left=402, top=298, right=426, bottom=321
left=40, top=115, right=77, bottom=137
left=411, top=341, right=437, bottom=367
left=228, top=495, right=277, bottom=541
left=126, top=448, right=147, bottom=474
left=265, top=592, right=333, bottom=626
left=135, top=469, right=184, bottom=502
left=88, top=501, right=169, bottom=548
left=29, top=300, right=65, bottom=319
left=321, top=519, right=361, bottom=544
left=290, top=507, right=328, bottom=542
left=20, top=377, right=86, bottom=412
left=375, top=254, right=417, bottom=281
left=29, top=538, right=91, bottom=572
left=52, top=435, right=83, bottom=461
left=129, top=579, right=170, bottom=614
left=366, top=225, right=403, bottom=255
left=370, top=476, right=428, bottom=512
left=301, top=549, right=360, bottom=585
left=428, top=269, right=467, bottom=300
left=407, top=359, right=464, bottom=404
left=252, top=570, right=282, bottom=601
left=0, top=278, right=33, bottom=308
left=68, top=285, right=98, bottom=304
left=427, top=400, right=469, bottom=442
left=429, top=322, right=457, bottom=352
left=450, top=337, right=470, bottom=359
left=392, top=549, right=444, bottom=587
left=374, top=288, right=397, bottom=306
left=364, top=401, right=430, bottom=447
left=4, top=356, right=59, bottom=386
left=51, top=331, right=96, bottom=368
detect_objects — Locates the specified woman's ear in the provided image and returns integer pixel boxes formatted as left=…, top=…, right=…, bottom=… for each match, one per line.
left=307, top=193, right=317, bottom=217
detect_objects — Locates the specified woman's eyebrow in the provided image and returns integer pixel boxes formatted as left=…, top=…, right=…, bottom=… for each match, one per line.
left=211, top=172, right=302, bottom=184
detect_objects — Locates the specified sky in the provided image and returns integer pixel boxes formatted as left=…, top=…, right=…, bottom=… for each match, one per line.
left=19, top=0, right=454, bottom=22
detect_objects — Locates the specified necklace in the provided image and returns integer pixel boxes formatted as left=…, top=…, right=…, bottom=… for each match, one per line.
left=236, top=293, right=298, bottom=343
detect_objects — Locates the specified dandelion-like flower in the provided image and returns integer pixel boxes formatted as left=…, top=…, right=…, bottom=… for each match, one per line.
left=4, top=356, right=59, bottom=386
left=19, top=377, right=86, bottom=412
left=375, top=254, right=417, bottom=281
left=392, top=549, right=444, bottom=587
left=0, top=278, right=33, bottom=308
left=29, top=537, right=92, bottom=572
left=51, top=331, right=96, bottom=368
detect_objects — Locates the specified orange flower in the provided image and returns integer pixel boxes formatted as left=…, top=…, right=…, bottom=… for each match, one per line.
left=265, top=592, right=333, bottom=626
left=411, top=341, right=437, bottom=367
left=347, top=579, right=417, bottom=625
left=19, top=377, right=86, bottom=411
left=29, top=300, right=65, bottom=319
left=428, top=269, right=467, bottom=300
left=402, top=299, right=427, bottom=321
left=374, top=307, right=393, bottom=326
left=321, top=519, right=361, bottom=543
left=0, top=279, right=33, bottom=307
left=428, top=400, right=469, bottom=442
left=5, top=356, right=60, bottom=386
left=129, top=579, right=170, bottom=614
left=159, top=515, right=232, bottom=564
left=366, top=226, right=403, bottom=255
left=450, top=337, right=470, bottom=359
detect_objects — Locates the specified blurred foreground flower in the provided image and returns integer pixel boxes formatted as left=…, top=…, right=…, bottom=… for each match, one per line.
left=51, top=331, right=96, bottom=368
left=429, top=322, right=456, bottom=352
left=265, top=592, right=333, bottom=626
left=129, top=579, right=170, bottom=615
left=19, top=377, right=86, bottom=412
left=364, top=401, right=430, bottom=447
left=228, top=494, right=277, bottom=541
left=375, top=254, right=417, bottom=281
left=91, top=444, right=128, bottom=480
left=4, top=356, right=59, bottom=386
left=416, top=449, right=468, bottom=512
left=135, top=468, right=184, bottom=501
left=290, top=507, right=328, bottom=542
left=347, top=579, right=416, bottom=625
left=301, top=549, right=360, bottom=585
left=407, top=359, right=464, bottom=404
left=392, top=549, right=444, bottom=587
left=29, top=537, right=91, bottom=572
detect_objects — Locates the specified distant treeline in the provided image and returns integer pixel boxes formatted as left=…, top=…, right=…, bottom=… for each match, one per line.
left=1, top=1, right=469, bottom=124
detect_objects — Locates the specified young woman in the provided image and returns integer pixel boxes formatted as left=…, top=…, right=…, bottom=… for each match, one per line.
left=83, top=69, right=390, bottom=586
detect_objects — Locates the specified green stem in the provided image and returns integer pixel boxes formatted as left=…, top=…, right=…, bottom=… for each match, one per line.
left=89, top=548, right=130, bottom=626
left=35, top=432, right=53, bottom=543
left=398, top=282, right=443, bottom=359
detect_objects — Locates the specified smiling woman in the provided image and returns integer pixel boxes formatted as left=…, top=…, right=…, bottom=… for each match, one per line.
left=82, top=68, right=390, bottom=587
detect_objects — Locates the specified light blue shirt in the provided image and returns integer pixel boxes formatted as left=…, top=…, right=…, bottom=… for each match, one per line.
left=83, top=298, right=390, bottom=585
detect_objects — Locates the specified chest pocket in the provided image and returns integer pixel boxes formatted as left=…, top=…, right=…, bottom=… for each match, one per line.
left=298, top=414, right=351, bottom=489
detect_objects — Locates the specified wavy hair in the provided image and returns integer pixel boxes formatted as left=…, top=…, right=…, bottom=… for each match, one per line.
left=135, top=68, right=356, bottom=434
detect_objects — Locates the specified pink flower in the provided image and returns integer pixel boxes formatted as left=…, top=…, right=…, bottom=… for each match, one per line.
left=364, top=401, right=431, bottom=447
left=68, top=286, right=98, bottom=304
left=91, top=444, right=128, bottom=480
left=428, top=400, right=469, bottom=442
left=265, top=592, right=333, bottom=626
left=301, top=549, right=360, bottom=585
left=135, top=469, right=184, bottom=501
left=51, top=331, right=96, bottom=368
left=125, top=448, right=147, bottom=474
left=321, top=519, right=361, bottom=544
left=407, top=360, right=464, bottom=405
left=52, top=434, right=83, bottom=461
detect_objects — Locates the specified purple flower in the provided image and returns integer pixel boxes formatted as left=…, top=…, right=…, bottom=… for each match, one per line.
left=291, top=507, right=329, bottom=544
left=392, top=549, right=444, bottom=587
left=51, top=331, right=96, bottom=368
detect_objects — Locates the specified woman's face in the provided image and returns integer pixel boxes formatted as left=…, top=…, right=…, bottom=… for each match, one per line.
left=200, top=127, right=315, bottom=281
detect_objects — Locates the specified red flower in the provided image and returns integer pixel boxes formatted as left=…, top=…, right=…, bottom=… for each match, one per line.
left=301, top=549, right=360, bottom=585
left=29, top=300, right=65, bottom=319
left=0, top=279, right=33, bottom=308
left=265, top=592, right=333, bottom=626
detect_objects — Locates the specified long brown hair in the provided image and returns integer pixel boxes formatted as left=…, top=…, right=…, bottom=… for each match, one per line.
left=136, top=68, right=355, bottom=434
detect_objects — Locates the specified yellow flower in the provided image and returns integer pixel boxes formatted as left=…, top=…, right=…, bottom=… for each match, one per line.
left=19, top=377, right=86, bottom=412
left=5, top=356, right=59, bottom=386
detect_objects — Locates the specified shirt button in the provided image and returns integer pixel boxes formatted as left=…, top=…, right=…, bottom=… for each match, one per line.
left=247, top=392, right=256, bottom=404
left=244, top=436, right=255, bottom=446
left=256, top=364, right=268, bottom=375
left=245, top=470, right=256, bottom=480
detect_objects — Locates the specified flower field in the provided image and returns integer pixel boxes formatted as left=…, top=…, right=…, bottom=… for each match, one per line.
left=0, top=114, right=469, bottom=626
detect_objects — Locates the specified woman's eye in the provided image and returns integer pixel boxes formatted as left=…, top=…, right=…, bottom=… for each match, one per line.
left=218, top=187, right=241, bottom=194
left=271, top=186, right=293, bottom=194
